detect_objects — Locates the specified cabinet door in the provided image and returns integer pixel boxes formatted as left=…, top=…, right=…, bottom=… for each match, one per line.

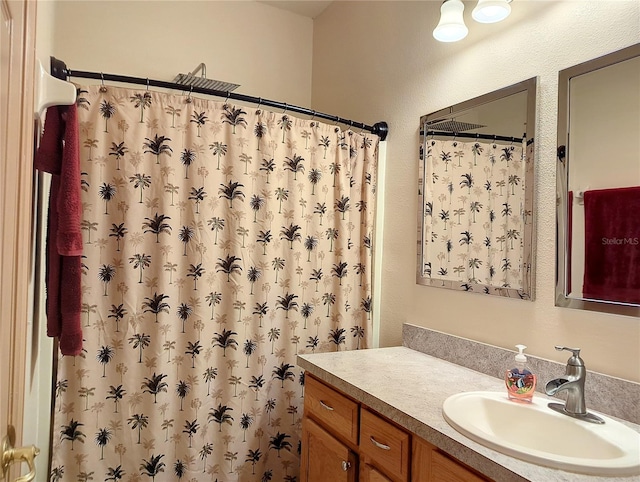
left=430, top=450, right=488, bottom=482
left=300, top=416, right=357, bottom=482
left=362, top=463, right=394, bottom=482
left=412, top=436, right=489, bottom=482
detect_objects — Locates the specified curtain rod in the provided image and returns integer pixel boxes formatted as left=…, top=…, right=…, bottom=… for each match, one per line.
left=50, top=57, right=389, bottom=141
left=422, top=130, right=533, bottom=146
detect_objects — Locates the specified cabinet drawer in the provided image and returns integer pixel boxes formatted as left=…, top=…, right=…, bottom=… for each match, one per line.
left=360, top=408, right=410, bottom=481
left=304, top=375, right=359, bottom=445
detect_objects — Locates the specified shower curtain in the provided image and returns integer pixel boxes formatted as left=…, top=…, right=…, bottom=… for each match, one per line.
left=422, top=137, right=526, bottom=290
left=50, top=84, right=379, bottom=481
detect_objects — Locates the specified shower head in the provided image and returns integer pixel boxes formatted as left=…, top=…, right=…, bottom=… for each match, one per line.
left=173, top=63, right=240, bottom=92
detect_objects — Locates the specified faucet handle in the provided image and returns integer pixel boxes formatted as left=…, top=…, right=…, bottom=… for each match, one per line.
left=555, top=346, right=584, bottom=366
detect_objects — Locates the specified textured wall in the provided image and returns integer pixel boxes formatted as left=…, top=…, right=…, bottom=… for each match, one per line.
left=312, top=1, right=640, bottom=381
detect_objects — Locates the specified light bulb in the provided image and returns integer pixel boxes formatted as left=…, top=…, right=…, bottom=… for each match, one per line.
left=433, top=0, right=468, bottom=43
left=472, top=0, right=511, bottom=24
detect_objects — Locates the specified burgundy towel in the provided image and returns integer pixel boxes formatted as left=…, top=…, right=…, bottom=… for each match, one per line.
left=583, top=186, right=640, bottom=305
left=35, top=105, right=83, bottom=355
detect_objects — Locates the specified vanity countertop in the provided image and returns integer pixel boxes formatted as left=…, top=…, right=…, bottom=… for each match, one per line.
left=297, top=346, right=640, bottom=482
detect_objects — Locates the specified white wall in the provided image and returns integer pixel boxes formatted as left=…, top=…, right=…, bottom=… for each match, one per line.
left=49, top=0, right=314, bottom=106
left=36, top=0, right=55, bottom=65
left=312, top=0, right=640, bottom=382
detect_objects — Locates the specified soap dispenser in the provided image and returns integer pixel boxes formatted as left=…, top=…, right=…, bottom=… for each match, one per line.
left=505, top=344, right=536, bottom=402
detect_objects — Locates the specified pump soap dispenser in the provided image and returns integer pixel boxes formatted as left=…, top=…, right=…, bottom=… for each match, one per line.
left=505, top=344, right=537, bottom=402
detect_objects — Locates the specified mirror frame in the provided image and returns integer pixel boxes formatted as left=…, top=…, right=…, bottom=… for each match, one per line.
left=417, top=77, right=537, bottom=300
left=556, top=43, right=640, bottom=317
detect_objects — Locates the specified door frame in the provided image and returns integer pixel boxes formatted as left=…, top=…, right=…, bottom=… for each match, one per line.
left=0, top=0, right=38, bottom=476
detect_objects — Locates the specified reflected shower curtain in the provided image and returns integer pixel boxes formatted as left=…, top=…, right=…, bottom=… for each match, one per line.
left=423, top=138, right=526, bottom=290
left=51, top=84, right=379, bottom=481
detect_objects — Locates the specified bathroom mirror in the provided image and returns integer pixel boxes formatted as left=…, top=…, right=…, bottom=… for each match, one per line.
left=556, top=44, right=640, bottom=317
left=417, top=78, right=537, bottom=299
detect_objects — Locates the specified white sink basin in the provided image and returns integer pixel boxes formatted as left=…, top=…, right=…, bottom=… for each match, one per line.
left=442, top=391, right=640, bottom=476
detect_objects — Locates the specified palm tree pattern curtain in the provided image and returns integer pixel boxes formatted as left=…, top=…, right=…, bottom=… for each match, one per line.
left=422, top=138, right=526, bottom=291
left=51, top=84, right=379, bottom=482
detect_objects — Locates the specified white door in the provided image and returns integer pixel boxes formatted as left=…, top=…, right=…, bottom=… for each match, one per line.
left=0, top=0, right=39, bottom=479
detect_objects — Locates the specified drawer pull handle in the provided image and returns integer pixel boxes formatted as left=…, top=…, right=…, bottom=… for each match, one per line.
left=319, top=400, right=334, bottom=411
left=370, top=436, right=391, bottom=451
left=341, top=460, right=351, bottom=471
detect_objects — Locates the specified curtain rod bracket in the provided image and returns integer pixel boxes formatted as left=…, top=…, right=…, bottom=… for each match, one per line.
left=372, top=122, right=388, bottom=141
left=50, top=56, right=69, bottom=80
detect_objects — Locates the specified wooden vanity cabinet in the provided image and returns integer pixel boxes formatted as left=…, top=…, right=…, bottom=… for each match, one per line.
left=301, top=375, right=360, bottom=481
left=301, top=374, right=491, bottom=482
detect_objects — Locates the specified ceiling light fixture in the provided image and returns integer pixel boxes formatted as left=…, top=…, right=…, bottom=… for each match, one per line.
left=472, top=0, right=512, bottom=24
left=432, top=0, right=468, bottom=43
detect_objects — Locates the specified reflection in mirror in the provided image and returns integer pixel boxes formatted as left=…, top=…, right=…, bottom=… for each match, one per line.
left=417, top=78, right=537, bottom=299
left=556, top=44, right=640, bottom=317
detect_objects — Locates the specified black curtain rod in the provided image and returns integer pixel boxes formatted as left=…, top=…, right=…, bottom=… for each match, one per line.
left=50, top=57, right=388, bottom=141
left=422, top=130, right=532, bottom=146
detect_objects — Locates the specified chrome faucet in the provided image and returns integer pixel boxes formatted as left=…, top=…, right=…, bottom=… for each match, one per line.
left=544, top=346, right=604, bottom=424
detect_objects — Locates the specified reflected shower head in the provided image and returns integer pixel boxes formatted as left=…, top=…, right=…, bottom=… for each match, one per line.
left=426, top=119, right=486, bottom=133
left=173, top=63, right=240, bottom=92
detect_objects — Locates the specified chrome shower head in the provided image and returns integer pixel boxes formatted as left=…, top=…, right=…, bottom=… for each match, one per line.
left=173, top=63, right=240, bottom=92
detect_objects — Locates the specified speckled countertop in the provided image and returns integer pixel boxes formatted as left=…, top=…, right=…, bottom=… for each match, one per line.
left=297, top=347, right=640, bottom=482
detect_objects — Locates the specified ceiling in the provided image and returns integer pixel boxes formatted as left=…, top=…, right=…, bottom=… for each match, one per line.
left=260, top=1, right=334, bottom=19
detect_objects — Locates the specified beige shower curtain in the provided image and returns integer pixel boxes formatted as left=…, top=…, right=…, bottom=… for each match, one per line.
left=51, top=84, right=379, bottom=481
